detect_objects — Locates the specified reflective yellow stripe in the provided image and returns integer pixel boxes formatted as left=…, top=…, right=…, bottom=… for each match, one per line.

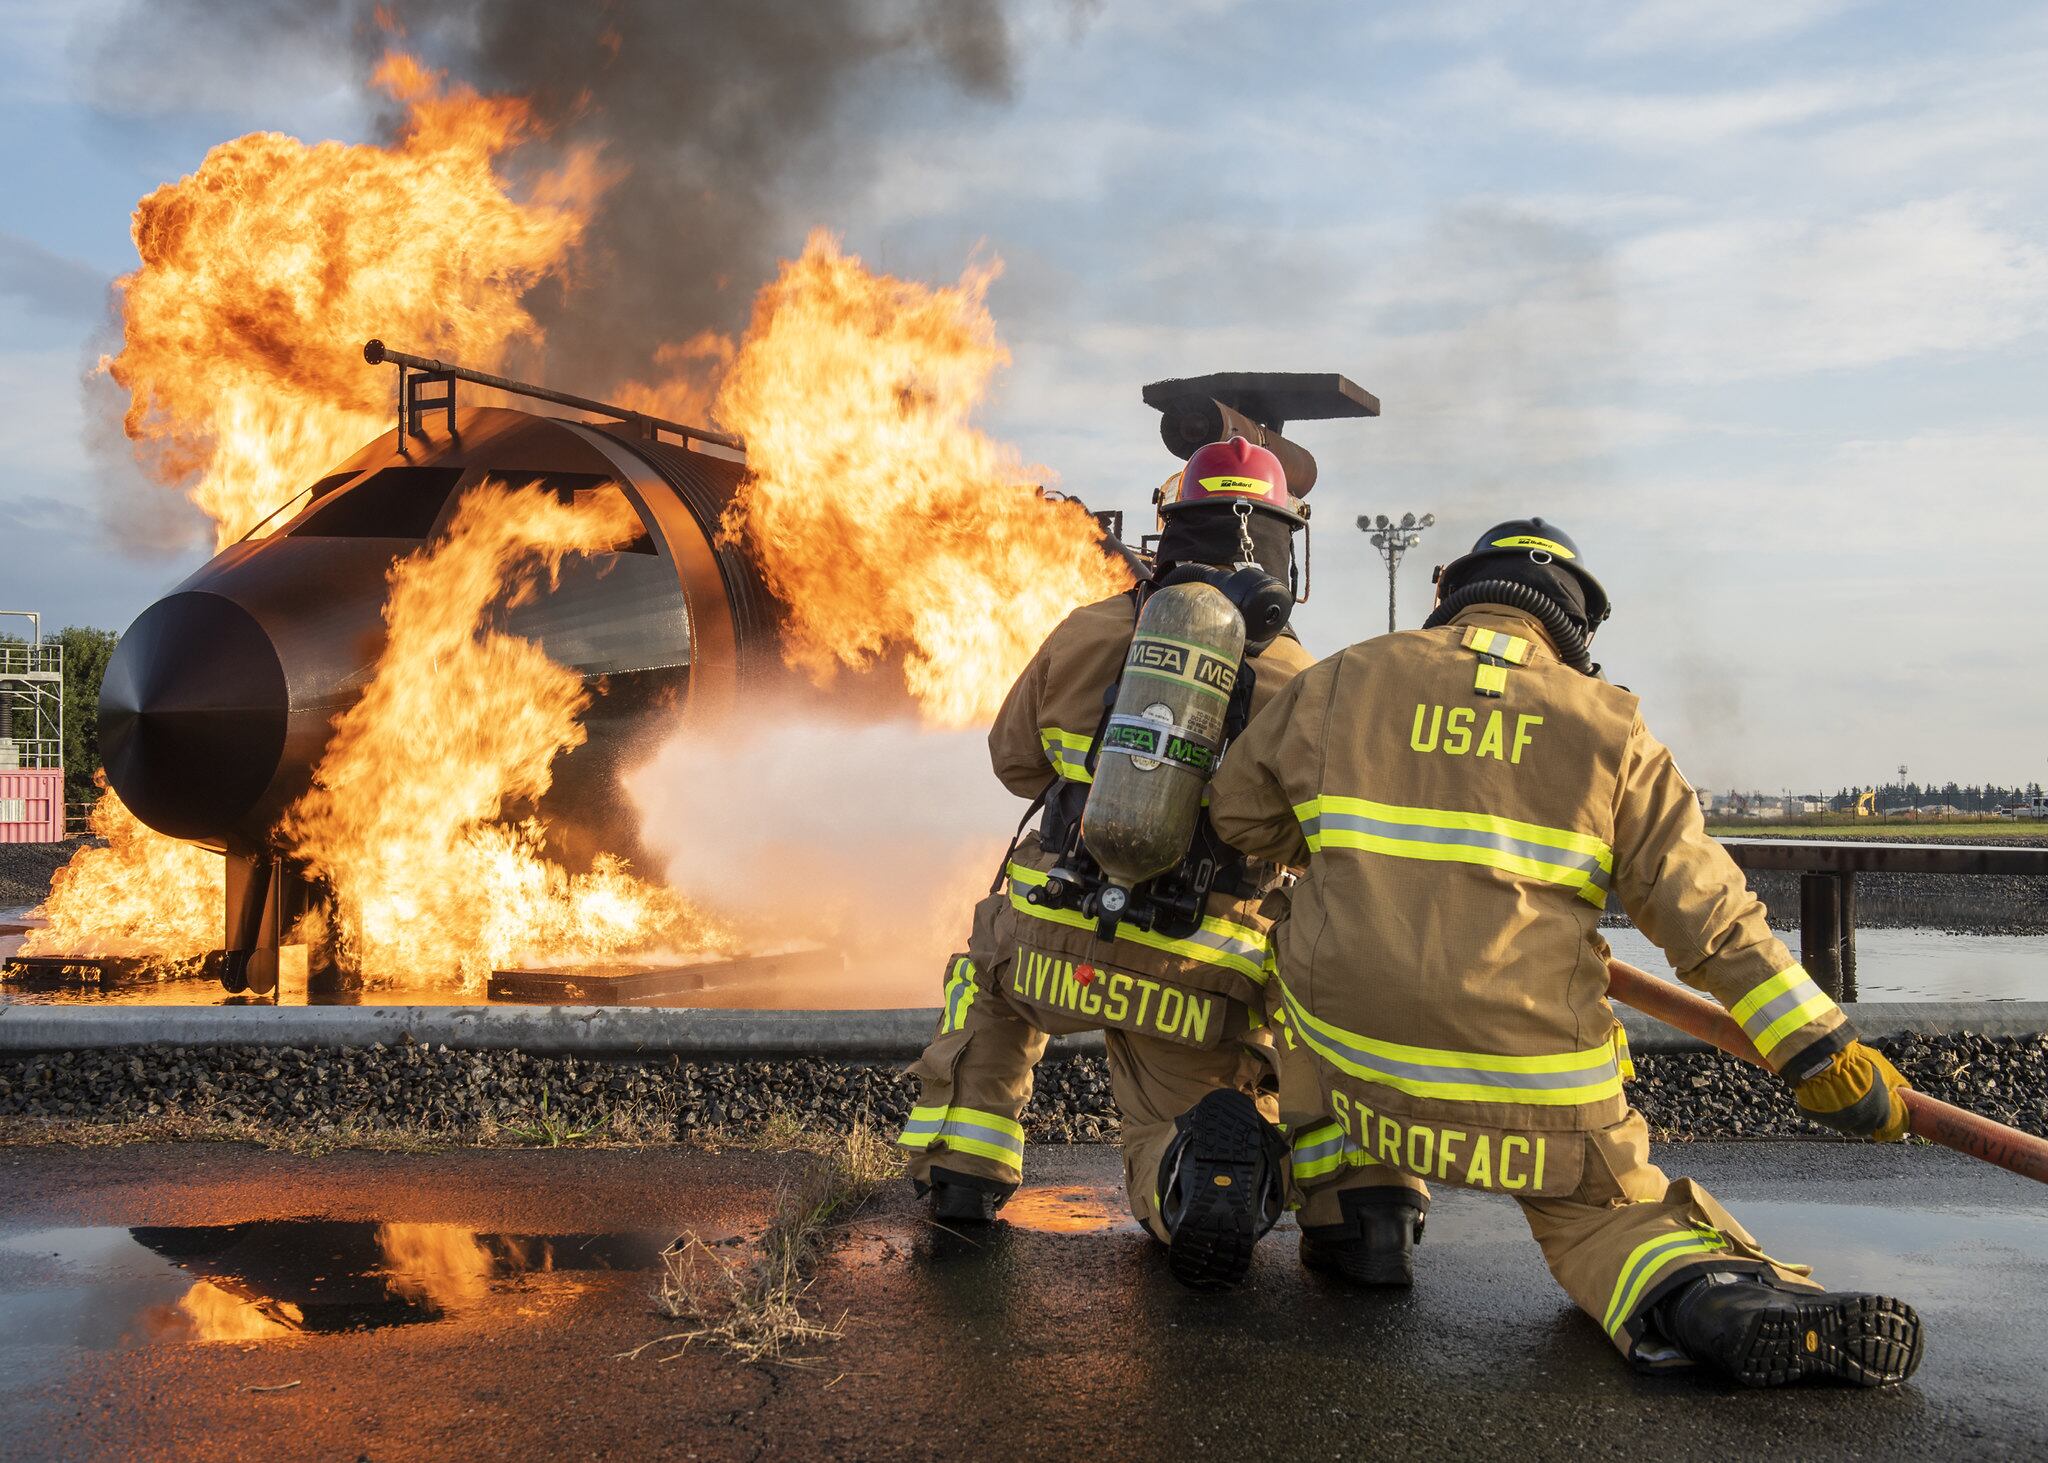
left=939, top=956, right=979, bottom=1034
left=1004, top=862, right=1269, bottom=981
left=1604, top=1228, right=1726, bottom=1336
left=1273, top=975, right=1625, bottom=1106
left=1289, top=1121, right=1361, bottom=1181
left=1038, top=727, right=1095, bottom=784
left=1728, top=964, right=1841, bottom=1060
left=1462, top=626, right=1532, bottom=664
left=1613, top=1024, right=1635, bottom=1082
left=902, top=1102, right=1023, bottom=1142
left=1474, top=661, right=1510, bottom=696
left=897, top=1102, right=1026, bottom=1174
left=1293, top=795, right=1613, bottom=909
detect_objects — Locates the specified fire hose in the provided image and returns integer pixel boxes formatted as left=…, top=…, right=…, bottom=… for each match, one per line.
left=1606, top=958, right=2048, bottom=1187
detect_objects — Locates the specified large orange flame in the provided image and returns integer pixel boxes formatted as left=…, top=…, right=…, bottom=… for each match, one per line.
left=275, top=481, right=733, bottom=989
left=104, top=52, right=604, bottom=549
left=33, top=72, right=1131, bottom=989
left=716, top=232, right=1132, bottom=726
left=21, top=784, right=223, bottom=971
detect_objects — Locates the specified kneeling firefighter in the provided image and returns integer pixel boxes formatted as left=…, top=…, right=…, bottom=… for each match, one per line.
left=897, top=437, right=1430, bottom=1290
left=1207, top=518, right=1925, bottom=1384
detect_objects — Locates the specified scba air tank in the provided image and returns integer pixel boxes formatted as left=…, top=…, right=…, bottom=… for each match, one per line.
left=1080, top=581, right=1247, bottom=915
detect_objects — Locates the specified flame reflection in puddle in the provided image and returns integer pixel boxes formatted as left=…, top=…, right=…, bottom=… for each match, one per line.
left=1000, top=1186, right=1139, bottom=1235
left=0, top=1219, right=667, bottom=1351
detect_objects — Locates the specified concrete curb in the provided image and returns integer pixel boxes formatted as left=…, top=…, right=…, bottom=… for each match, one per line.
left=1, top=1000, right=2044, bottom=1059
left=0, top=1003, right=1103, bottom=1060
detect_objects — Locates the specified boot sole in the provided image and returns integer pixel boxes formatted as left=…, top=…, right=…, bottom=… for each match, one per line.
left=1166, top=1092, right=1267, bottom=1292
left=1727, top=1294, right=1924, bottom=1388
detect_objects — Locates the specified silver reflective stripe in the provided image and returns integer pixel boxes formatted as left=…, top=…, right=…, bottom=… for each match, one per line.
left=899, top=1114, right=1023, bottom=1155
left=1313, top=809, right=1611, bottom=897
left=1603, top=1230, right=1723, bottom=1333
left=1047, top=746, right=1089, bottom=775
left=1282, top=987, right=1619, bottom=1094
left=1171, top=923, right=1267, bottom=968
left=1292, top=1132, right=1347, bottom=1166
left=943, top=971, right=970, bottom=1031
left=1738, top=975, right=1825, bottom=1040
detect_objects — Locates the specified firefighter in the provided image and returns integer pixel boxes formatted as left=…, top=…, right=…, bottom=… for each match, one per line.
left=1206, top=518, right=1925, bottom=1384
left=899, top=438, right=1430, bottom=1290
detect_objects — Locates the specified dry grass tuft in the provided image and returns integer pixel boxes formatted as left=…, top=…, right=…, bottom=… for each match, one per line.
left=623, top=1117, right=900, bottom=1367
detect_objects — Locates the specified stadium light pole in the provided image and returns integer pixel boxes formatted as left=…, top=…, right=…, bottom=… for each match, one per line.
left=1357, top=511, right=1436, bottom=634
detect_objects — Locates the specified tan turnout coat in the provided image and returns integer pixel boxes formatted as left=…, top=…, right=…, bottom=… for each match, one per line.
left=1207, top=606, right=1847, bottom=1195
left=982, top=591, right=1315, bottom=1028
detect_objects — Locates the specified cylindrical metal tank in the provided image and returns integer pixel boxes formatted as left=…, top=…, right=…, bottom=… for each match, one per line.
left=96, top=404, right=783, bottom=988
left=1080, top=581, right=1245, bottom=905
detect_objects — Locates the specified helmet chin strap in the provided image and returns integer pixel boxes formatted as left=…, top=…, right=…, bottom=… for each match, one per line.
left=1233, top=502, right=1258, bottom=568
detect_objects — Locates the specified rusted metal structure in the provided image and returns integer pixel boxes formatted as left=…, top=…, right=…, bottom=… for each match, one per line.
left=96, top=346, right=784, bottom=995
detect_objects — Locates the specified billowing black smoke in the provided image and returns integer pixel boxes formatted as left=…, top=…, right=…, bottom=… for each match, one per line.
left=84, top=0, right=1019, bottom=395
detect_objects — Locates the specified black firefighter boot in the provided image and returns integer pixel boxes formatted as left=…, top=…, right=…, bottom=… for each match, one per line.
left=920, top=1167, right=1016, bottom=1224
left=1657, top=1272, right=1925, bottom=1388
left=1299, top=1186, right=1429, bottom=1288
left=1157, top=1088, right=1289, bottom=1291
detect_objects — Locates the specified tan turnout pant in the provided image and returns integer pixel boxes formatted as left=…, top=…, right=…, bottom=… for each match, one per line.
left=1290, top=1100, right=1821, bottom=1363
left=901, top=901, right=1422, bottom=1242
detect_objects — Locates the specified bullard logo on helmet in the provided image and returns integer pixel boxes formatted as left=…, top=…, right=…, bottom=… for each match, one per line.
left=1490, top=534, right=1576, bottom=559
left=1197, top=474, right=1276, bottom=496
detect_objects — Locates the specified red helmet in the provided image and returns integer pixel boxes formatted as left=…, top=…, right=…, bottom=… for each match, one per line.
left=1159, top=436, right=1303, bottom=525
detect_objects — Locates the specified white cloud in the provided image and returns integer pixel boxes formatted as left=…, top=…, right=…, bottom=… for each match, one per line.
left=1594, top=0, right=1865, bottom=57
left=1621, top=195, right=2048, bottom=381
left=1440, top=57, right=1877, bottom=152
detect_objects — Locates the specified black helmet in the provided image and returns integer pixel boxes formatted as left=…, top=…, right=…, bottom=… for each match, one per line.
left=1434, top=517, right=1610, bottom=626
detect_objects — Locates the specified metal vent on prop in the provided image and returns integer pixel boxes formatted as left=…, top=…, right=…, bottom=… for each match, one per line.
left=1142, top=372, right=1379, bottom=496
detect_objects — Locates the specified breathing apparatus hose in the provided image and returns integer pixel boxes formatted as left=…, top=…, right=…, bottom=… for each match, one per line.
left=1422, top=578, right=1598, bottom=675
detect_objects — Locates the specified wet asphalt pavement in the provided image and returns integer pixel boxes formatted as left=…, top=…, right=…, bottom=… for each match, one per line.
left=0, top=1140, right=2042, bottom=1462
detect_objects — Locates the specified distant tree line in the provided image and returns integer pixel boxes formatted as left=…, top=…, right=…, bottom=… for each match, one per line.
left=1, top=625, right=118, bottom=807
left=1827, top=781, right=2043, bottom=813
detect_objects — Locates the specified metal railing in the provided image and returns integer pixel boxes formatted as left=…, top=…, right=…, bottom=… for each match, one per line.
left=0, top=737, right=62, bottom=770
left=0, top=642, right=61, bottom=678
left=1721, top=838, right=2048, bottom=1000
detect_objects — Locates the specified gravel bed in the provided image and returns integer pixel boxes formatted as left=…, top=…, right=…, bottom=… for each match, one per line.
left=1742, top=868, right=2048, bottom=937
left=2, top=1032, right=2043, bottom=1146
left=0, top=838, right=88, bottom=909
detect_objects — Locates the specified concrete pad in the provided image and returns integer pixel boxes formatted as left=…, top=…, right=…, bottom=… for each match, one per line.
left=0, top=1141, right=2039, bottom=1460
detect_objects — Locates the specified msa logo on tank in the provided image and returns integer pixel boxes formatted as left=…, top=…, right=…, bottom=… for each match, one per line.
left=1010, top=946, right=1221, bottom=1047
left=1102, top=703, right=1218, bottom=775
left=1125, top=634, right=1237, bottom=696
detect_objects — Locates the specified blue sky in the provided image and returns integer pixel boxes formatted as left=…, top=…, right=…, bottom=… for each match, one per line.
left=2, top=0, right=2044, bottom=792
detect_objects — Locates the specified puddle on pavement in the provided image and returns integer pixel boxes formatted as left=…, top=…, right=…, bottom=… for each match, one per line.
left=1000, top=1185, right=1142, bottom=1235
left=0, top=1220, right=668, bottom=1352
left=841, top=1184, right=1141, bottom=1267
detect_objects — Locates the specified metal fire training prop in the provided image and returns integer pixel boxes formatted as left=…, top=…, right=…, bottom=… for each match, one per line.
left=1606, top=958, right=2048, bottom=1186
left=363, top=339, right=743, bottom=451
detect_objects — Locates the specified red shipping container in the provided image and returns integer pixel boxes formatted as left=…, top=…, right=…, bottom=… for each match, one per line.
left=0, top=768, right=65, bottom=843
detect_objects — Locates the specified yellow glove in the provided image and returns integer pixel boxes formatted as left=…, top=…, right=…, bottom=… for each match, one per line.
left=1793, top=1040, right=1911, bottom=1141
